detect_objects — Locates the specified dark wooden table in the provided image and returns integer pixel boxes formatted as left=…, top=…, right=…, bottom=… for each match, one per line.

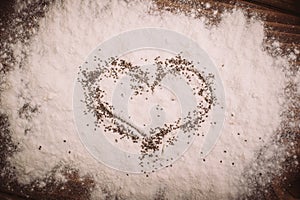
left=0, top=0, right=299, bottom=199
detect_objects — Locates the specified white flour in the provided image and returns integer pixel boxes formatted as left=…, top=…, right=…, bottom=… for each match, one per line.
left=1, top=0, right=297, bottom=199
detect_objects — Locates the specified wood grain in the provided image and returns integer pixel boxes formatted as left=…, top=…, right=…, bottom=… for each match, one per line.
left=0, top=0, right=299, bottom=199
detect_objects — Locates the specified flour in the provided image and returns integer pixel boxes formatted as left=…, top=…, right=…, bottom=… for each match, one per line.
left=0, top=0, right=297, bottom=199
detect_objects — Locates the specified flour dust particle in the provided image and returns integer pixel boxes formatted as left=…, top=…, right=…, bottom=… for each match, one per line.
left=0, top=0, right=298, bottom=199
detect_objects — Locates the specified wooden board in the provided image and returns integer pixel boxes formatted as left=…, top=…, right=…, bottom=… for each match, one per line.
left=0, top=0, right=299, bottom=199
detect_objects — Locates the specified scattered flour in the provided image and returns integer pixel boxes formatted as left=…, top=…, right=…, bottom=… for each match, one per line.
left=1, top=0, right=294, bottom=199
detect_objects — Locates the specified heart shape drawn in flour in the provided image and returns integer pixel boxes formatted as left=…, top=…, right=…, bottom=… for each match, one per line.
left=78, top=54, right=216, bottom=171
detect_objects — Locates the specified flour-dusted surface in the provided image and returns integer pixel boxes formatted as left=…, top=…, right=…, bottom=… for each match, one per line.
left=0, top=0, right=297, bottom=199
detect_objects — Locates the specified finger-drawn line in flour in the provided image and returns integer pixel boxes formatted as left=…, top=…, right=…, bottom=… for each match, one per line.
left=73, top=28, right=225, bottom=173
